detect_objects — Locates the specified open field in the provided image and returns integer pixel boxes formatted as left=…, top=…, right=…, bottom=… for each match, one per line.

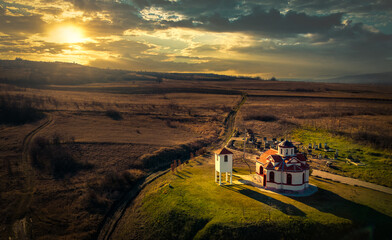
left=1, top=72, right=392, bottom=239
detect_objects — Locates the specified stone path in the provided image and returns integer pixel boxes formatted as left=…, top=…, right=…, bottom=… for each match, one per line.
left=312, top=170, right=392, bottom=195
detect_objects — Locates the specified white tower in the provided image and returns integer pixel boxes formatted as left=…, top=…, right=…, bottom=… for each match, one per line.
left=214, top=148, right=233, bottom=185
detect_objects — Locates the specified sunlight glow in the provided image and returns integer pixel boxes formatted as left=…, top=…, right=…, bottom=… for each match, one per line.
left=49, top=25, right=86, bottom=43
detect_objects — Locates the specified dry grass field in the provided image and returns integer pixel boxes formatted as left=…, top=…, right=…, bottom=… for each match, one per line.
left=0, top=83, right=239, bottom=239
left=1, top=76, right=392, bottom=239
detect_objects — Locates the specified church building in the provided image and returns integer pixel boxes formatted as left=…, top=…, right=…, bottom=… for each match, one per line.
left=255, top=140, right=310, bottom=192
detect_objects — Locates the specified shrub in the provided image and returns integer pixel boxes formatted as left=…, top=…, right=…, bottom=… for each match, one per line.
left=0, top=94, right=44, bottom=125
left=245, top=114, right=278, bottom=122
left=84, top=170, right=137, bottom=213
left=30, top=135, right=92, bottom=178
left=166, top=120, right=177, bottom=128
left=105, top=109, right=122, bottom=120
left=83, top=190, right=109, bottom=214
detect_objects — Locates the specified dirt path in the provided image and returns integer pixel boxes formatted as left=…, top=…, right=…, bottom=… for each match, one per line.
left=97, top=94, right=247, bottom=240
left=12, top=113, right=53, bottom=239
left=312, top=170, right=392, bottom=195
left=96, top=169, right=170, bottom=240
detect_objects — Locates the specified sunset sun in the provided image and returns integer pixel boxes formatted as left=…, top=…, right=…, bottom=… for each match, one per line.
left=49, top=25, right=86, bottom=44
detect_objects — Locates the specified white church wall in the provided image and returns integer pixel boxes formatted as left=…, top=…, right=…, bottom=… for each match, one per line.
left=290, top=172, right=304, bottom=185
left=282, top=184, right=305, bottom=191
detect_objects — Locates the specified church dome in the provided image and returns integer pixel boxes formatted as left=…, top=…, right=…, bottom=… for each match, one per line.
left=278, top=140, right=294, bottom=148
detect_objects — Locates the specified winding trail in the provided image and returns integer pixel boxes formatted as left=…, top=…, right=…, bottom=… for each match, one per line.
left=96, top=94, right=247, bottom=240
left=12, top=113, right=53, bottom=239
left=312, top=170, right=392, bottom=195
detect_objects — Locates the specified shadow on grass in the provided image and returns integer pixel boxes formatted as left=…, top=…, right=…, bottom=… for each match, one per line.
left=181, top=170, right=193, bottom=175
left=174, top=171, right=191, bottom=179
left=290, top=187, right=392, bottom=239
left=222, top=184, right=305, bottom=217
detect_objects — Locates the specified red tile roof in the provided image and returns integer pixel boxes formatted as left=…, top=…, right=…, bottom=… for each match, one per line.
left=257, top=149, right=309, bottom=173
left=265, top=162, right=274, bottom=170
left=257, top=149, right=278, bottom=164
left=296, top=153, right=307, bottom=161
left=270, top=155, right=283, bottom=162
left=275, top=161, right=284, bottom=171
left=215, top=147, right=233, bottom=155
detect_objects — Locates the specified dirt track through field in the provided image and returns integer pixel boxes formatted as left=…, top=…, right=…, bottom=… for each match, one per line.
left=12, top=113, right=53, bottom=239
left=96, top=94, right=247, bottom=240
left=312, top=170, right=392, bottom=195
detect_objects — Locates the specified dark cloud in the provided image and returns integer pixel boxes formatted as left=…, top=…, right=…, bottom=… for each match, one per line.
left=0, top=14, right=47, bottom=35
left=285, top=0, right=392, bottom=13
left=0, top=40, right=70, bottom=54
left=66, top=0, right=147, bottom=35
left=67, top=0, right=101, bottom=12
left=0, top=5, right=5, bottom=15
left=37, top=7, right=63, bottom=15
left=164, top=7, right=343, bottom=37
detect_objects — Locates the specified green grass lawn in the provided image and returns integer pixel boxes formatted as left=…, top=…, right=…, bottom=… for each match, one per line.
left=291, top=128, right=392, bottom=188
left=112, top=154, right=392, bottom=240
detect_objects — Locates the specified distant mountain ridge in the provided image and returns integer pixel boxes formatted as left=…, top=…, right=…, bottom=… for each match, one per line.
left=323, top=72, right=392, bottom=85
left=0, top=59, right=260, bottom=86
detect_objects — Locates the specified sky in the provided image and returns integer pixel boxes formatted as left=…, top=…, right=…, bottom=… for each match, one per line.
left=0, top=0, right=391, bottom=79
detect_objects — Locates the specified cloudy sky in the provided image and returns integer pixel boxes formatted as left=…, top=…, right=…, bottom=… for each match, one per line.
left=0, top=0, right=391, bottom=79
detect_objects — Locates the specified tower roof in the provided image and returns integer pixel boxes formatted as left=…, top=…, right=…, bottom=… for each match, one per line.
left=278, top=140, right=294, bottom=148
left=215, top=147, right=233, bottom=155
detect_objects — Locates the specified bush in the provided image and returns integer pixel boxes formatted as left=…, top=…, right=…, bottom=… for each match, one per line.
left=0, top=94, right=44, bottom=125
left=84, top=170, right=137, bottom=213
left=105, top=109, right=122, bottom=120
left=83, top=190, right=109, bottom=214
left=244, top=114, right=278, bottom=122
left=30, top=135, right=92, bottom=178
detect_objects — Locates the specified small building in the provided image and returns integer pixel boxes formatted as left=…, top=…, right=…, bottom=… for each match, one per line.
left=214, top=148, right=233, bottom=185
left=255, top=140, right=310, bottom=192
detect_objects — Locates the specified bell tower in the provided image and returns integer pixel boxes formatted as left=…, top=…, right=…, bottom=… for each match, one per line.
left=214, top=147, right=233, bottom=185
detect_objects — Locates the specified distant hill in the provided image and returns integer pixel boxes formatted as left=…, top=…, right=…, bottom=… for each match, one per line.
left=0, top=59, right=155, bottom=86
left=0, top=59, right=259, bottom=86
left=323, top=72, right=392, bottom=85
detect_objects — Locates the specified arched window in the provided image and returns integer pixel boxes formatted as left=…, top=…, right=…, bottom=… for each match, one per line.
left=259, top=166, right=263, bottom=174
left=303, top=173, right=305, bottom=183
left=287, top=174, right=292, bottom=185
left=269, top=171, right=275, bottom=182
left=280, top=148, right=283, bottom=154
left=285, top=149, right=288, bottom=155
left=224, top=155, right=228, bottom=162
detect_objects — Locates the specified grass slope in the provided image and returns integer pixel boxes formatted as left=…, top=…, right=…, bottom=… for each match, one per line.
left=292, top=128, right=392, bottom=188
left=112, top=155, right=392, bottom=240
